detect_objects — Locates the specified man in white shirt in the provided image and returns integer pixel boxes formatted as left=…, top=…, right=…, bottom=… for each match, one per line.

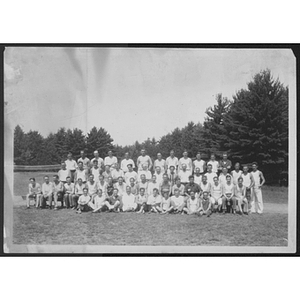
left=137, top=164, right=152, bottom=182
left=26, top=178, right=42, bottom=208
left=77, top=150, right=90, bottom=170
left=250, top=162, right=265, bottom=214
left=166, top=150, right=179, bottom=171
left=193, top=152, right=206, bottom=174
left=170, top=188, right=185, bottom=214
left=194, top=167, right=202, bottom=185
left=207, top=154, right=219, bottom=174
left=121, top=152, right=135, bottom=173
left=73, top=178, right=87, bottom=209
left=86, top=174, right=99, bottom=202
left=52, top=175, right=65, bottom=210
left=90, top=150, right=104, bottom=170
left=121, top=186, right=137, bottom=212
left=137, top=149, right=152, bottom=171
left=178, top=164, right=191, bottom=185
left=154, top=153, right=166, bottom=172
left=65, top=152, right=77, bottom=182
left=231, top=162, right=242, bottom=185
left=218, top=167, right=232, bottom=186
left=58, top=162, right=71, bottom=184
left=114, top=176, right=126, bottom=199
left=63, top=176, right=75, bottom=208
left=111, top=163, right=125, bottom=183
left=154, top=166, right=164, bottom=185
left=74, top=162, right=88, bottom=183
left=124, top=164, right=138, bottom=185
left=104, top=150, right=118, bottom=170
left=204, top=164, right=217, bottom=186
left=147, top=174, right=160, bottom=196
left=90, top=159, right=101, bottom=183
left=41, top=176, right=53, bottom=208
left=179, top=151, right=193, bottom=171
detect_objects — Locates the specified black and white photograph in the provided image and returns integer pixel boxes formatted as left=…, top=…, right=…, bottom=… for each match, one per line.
left=3, top=46, right=296, bottom=253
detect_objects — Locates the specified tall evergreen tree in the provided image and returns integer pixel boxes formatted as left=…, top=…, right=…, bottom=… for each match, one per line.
left=65, top=128, right=86, bottom=160
left=86, top=126, right=114, bottom=158
left=202, top=93, right=231, bottom=157
left=14, top=125, right=26, bottom=164
left=223, top=69, right=288, bottom=179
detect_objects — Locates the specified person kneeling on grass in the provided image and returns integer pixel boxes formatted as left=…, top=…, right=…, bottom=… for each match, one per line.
left=199, top=191, right=212, bottom=217
left=221, top=175, right=235, bottom=214
left=121, top=186, right=137, bottom=212
left=76, top=188, right=92, bottom=214
left=104, top=188, right=121, bottom=212
left=183, top=191, right=200, bottom=215
left=26, top=178, right=42, bottom=209
left=146, top=188, right=162, bottom=213
left=169, top=188, right=186, bottom=214
left=232, top=177, right=248, bottom=215
left=92, top=189, right=107, bottom=213
left=135, top=187, right=147, bottom=213
left=63, top=176, right=75, bottom=209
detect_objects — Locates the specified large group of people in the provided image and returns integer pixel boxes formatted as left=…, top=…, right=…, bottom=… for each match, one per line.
left=26, top=149, right=266, bottom=216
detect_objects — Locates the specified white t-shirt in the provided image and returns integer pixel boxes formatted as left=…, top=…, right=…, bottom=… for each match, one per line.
left=137, top=170, right=152, bottom=182
left=218, top=173, right=232, bottom=186
left=77, top=157, right=90, bottom=169
left=211, top=182, right=222, bottom=199
left=122, top=193, right=136, bottom=209
left=194, top=174, right=202, bottom=185
left=241, top=173, right=252, bottom=188
left=251, top=170, right=262, bottom=187
left=200, top=182, right=211, bottom=193
left=147, top=182, right=160, bottom=195
left=64, top=182, right=74, bottom=194
left=231, top=170, right=242, bottom=185
left=65, top=159, right=77, bottom=171
left=112, top=169, right=125, bottom=181
left=178, top=170, right=191, bottom=184
left=207, top=160, right=219, bottom=173
left=171, top=195, right=184, bottom=207
left=147, top=194, right=162, bottom=205
left=166, top=156, right=179, bottom=169
left=179, top=157, right=192, bottom=170
left=91, top=157, right=104, bottom=167
left=121, top=158, right=135, bottom=172
left=114, top=183, right=126, bottom=197
left=90, top=167, right=101, bottom=182
left=205, top=171, right=217, bottom=185
left=137, top=155, right=152, bottom=171
left=104, top=156, right=118, bottom=168
left=124, top=171, right=138, bottom=185
left=76, top=169, right=87, bottom=182
left=154, top=159, right=166, bottom=171
left=58, top=169, right=70, bottom=182
left=189, top=197, right=199, bottom=212
left=87, top=181, right=98, bottom=195
left=193, top=159, right=206, bottom=173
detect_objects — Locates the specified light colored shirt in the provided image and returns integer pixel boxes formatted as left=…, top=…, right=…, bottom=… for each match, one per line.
left=112, top=169, right=125, bottom=181
left=91, top=157, right=104, bottom=167
left=194, top=174, right=202, bottom=185
left=147, top=181, right=160, bottom=195
left=171, top=184, right=185, bottom=196
left=218, top=173, right=232, bottom=186
left=77, top=157, right=90, bottom=169
left=53, top=181, right=64, bottom=193
left=205, top=171, right=217, bottom=185
left=178, top=169, right=191, bottom=184
left=137, top=170, right=152, bottom=182
left=114, top=183, right=126, bottom=197
left=170, top=195, right=184, bottom=207
left=147, top=194, right=162, bottom=205
left=90, top=167, right=101, bottom=182
left=125, top=171, right=138, bottom=185
left=166, top=156, right=179, bottom=169
left=75, top=183, right=86, bottom=195
left=241, top=172, right=252, bottom=188
left=78, top=194, right=90, bottom=205
left=234, top=184, right=246, bottom=200
left=64, top=182, right=74, bottom=194
left=179, top=157, right=192, bottom=171
left=104, top=156, right=118, bottom=168
left=154, top=159, right=166, bottom=171
left=87, top=181, right=98, bottom=195
left=58, top=169, right=70, bottom=182
left=28, top=183, right=41, bottom=194
left=207, top=160, right=219, bottom=173
left=65, top=159, right=77, bottom=171
left=153, top=172, right=163, bottom=185
left=231, top=170, right=242, bottom=185
left=122, top=193, right=136, bottom=208
left=193, top=159, right=206, bottom=173
left=121, top=158, right=135, bottom=172
left=251, top=170, right=262, bottom=187
left=137, top=155, right=152, bottom=171
left=211, top=182, right=222, bottom=199
left=76, top=169, right=88, bottom=182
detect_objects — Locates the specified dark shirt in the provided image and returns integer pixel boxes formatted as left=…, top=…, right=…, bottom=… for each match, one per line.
left=219, top=159, right=232, bottom=170
left=184, top=182, right=201, bottom=195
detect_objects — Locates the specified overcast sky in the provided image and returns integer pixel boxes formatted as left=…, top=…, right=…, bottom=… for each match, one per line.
left=4, top=47, right=295, bottom=146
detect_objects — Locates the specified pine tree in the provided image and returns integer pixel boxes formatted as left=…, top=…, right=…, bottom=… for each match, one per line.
left=202, top=93, right=231, bottom=158
left=223, top=69, right=288, bottom=180
left=14, top=125, right=26, bottom=164
left=86, top=126, right=114, bottom=158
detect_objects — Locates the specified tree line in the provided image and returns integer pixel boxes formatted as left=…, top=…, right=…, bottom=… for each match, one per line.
left=14, top=69, right=288, bottom=182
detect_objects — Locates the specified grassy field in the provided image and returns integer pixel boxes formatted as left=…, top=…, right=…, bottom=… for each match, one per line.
left=12, top=172, right=289, bottom=247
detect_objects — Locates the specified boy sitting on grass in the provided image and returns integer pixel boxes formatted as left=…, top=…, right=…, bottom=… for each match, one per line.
left=92, top=189, right=107, bottom=213
left=169, top=188, right=186, bottom=214
left=76, top=188, right=91, bottom=214
left=146, top=188, right=162, bottom=213
left=199, top=191, right=212, bottom=217
left=135, top=187, right=147, bottom=213
left=160, top=191, right=172, bottom=214
left=104, top=188, right=121, bottom=212
left=184, top=191, right=200, bottom=215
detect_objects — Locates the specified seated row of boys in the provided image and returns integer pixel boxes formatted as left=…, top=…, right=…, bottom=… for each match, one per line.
left=26, top=160, right=264, bottom=215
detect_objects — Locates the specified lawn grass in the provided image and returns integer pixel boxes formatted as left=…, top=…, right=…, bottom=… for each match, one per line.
left=13, top=208, right=288, bottom=246
left=12, top=172, right=289, bottom=247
